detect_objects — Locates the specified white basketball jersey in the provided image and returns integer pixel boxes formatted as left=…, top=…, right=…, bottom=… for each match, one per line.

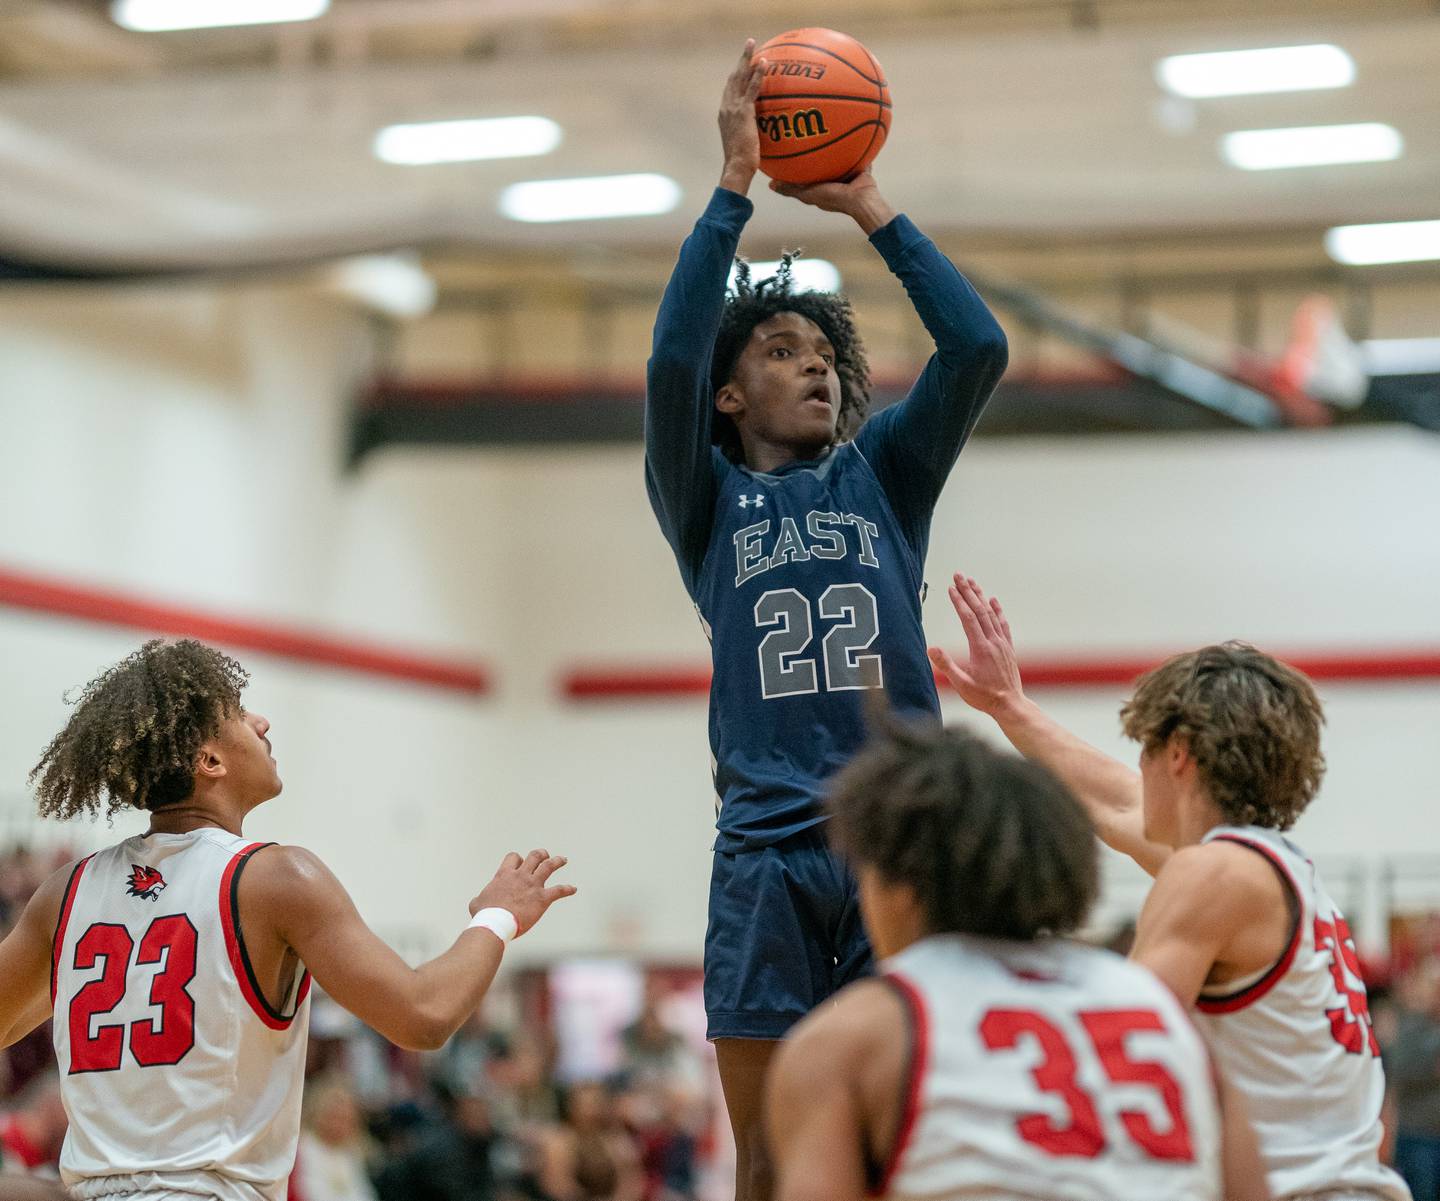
left=51, top=828, right=311, bottom=1201
left=1195, top=826, right=1409, bottom=1201
left=880, top=934, right=1222, bottom=1201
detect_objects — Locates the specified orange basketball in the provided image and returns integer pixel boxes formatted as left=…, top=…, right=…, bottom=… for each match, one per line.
left=754, top=27, right=891, bottom=185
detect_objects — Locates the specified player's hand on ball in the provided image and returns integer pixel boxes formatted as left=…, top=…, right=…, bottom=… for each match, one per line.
left=471, top=849, right=576, bottom=937
left=769, top=170, right=877, bottom=211
left=928, top=573, right=1025, bottom=718
left=718, top=39, right=765, bottom=186
left=769, top=172, right=895, bottom=234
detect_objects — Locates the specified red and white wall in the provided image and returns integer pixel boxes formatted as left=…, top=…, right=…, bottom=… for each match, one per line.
left=2, top=282, right=1438, bottom=958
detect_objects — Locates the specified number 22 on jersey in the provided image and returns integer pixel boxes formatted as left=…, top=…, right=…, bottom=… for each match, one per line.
left=754, top=583, right=882, bottom=699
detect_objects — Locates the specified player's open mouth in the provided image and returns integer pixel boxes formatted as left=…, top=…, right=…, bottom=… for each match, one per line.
left=802, top=387, right=832, bottom=409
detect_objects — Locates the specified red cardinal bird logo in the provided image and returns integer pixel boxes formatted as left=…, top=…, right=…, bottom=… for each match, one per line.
left=126, top=865, right=167, bottom=901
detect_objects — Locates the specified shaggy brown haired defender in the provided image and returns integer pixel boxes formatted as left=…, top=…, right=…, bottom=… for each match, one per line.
left=931, top=572, right=1403, bottom=1201
left=1119, top=641, right=1326, bottom=831
left=29, top=639, right=248, bottom=820
left=826, top=716, right=1098, bottom=941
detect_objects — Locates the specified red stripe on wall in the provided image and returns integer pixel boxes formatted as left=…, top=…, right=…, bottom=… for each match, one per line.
left=560, top=650, right=1440, bottom=700
left=561, top=668, right=715, bottom=700
left=1022, top=651, right=1440, bottom=687
left=0, top=566, right=490, bottom=696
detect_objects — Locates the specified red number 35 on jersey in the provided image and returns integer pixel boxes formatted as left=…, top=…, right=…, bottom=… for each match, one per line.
left=980, top=1007, right=1196, bottom=1162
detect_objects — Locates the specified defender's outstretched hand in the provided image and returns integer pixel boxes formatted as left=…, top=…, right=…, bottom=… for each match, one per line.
left=769, top=171, right=897, bottom=235
left=471, top=848, right=576, bottom=938
left=928, top=573, right=1024, bottom=719
left=718, top=40, right=765, bottom=193
left=931, top=572, right=1168, bottom=876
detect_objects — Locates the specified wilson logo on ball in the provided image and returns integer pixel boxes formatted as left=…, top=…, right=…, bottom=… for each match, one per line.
left=755, top=27, right=891, bottom=185
left=758, top=109, right=830, bottom=143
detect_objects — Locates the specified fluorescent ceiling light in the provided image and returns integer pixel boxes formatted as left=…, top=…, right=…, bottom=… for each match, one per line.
left=729, top=259, right=841, bottom=294
left=1157, top=44, right=1354, bottom=98
left=1326, top=219, right=1440, bottom=266
left=112, top=0, right=329, bottom=32
left=321, top=254, right=437, bottom=320
left=374, top=117, right=561, bottom=166
left=1221, top=123, right=1402, bottom=171
left=499, top=174, right=681, bottom=223
left=1362, top=338, right=1440, bottom=375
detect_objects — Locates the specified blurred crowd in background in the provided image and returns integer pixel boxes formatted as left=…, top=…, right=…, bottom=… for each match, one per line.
left=6, top=840, right=1440, bottom=1200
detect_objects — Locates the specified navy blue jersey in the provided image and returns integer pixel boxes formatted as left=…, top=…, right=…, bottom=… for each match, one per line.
left=646, top=187, right=1007, bottom=851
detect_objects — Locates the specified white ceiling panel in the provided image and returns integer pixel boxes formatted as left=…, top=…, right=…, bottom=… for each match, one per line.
left=0, top=4, right=1435, bottom=264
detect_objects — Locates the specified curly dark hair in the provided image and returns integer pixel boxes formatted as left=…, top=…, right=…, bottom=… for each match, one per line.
left=827, top=713, right=1098, bottom=941
left=1120, top=642, right=1325, bottom=831
left=709, top=254, right=870, bottom=461
left=30, top=639, right=249, bottom=821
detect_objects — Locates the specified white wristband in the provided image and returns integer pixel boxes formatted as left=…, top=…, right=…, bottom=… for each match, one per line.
left=468, top=907, right=518, bottom=944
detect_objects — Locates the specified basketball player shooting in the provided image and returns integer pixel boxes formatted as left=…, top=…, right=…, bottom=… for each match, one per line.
left=931, top=573, right=1411, bottom=1201
left=766, top=717, right=1269, bottom=1201
left=0, top=639, right=575, bottom=1201
left=645, top=40, right=1008, bottom=1201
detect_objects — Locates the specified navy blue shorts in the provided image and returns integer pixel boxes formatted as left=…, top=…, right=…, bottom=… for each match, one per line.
left=704, top=827, right=874, bottom=1041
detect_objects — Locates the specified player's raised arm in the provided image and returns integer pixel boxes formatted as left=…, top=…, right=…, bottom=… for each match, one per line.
left=773, top=173, right=1008, bottom=528
left=929, top=572, right=1172, bottom=877
left=644, top=41, right=765, bottom=590
left=244, top=844, right=574, bottom=1051
left=0, top=863, right=69, bottom=1049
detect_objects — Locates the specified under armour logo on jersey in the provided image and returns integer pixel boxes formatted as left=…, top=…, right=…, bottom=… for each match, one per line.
left=738, top=494, right=765, bottom=509
left=126, top=864, right=167, bottom=901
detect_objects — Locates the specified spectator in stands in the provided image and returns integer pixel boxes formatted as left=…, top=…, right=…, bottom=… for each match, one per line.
left=618, top=988, right=702, bottom=1099
left=0, top=848, right=48, bottom=942
left=375, top=1076, right=506, bottom=1201
left=0, top=846, right=73, bottom=1111
left=0, top=1027, right=50, bottom=1112
left=293, top=1075, right=378, bottom=1201
left=623, top=1084, right=701, bottom=1201
left=536, top=1082, right=642, bottom=1201
left=1386, top=958, right=1440, bottom=1200
left=0, top=1076, right=65, bottom=1178
left=489, top=1032, right=562, bottom=1130
left=433, top=1010, right=491, bottom=1088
